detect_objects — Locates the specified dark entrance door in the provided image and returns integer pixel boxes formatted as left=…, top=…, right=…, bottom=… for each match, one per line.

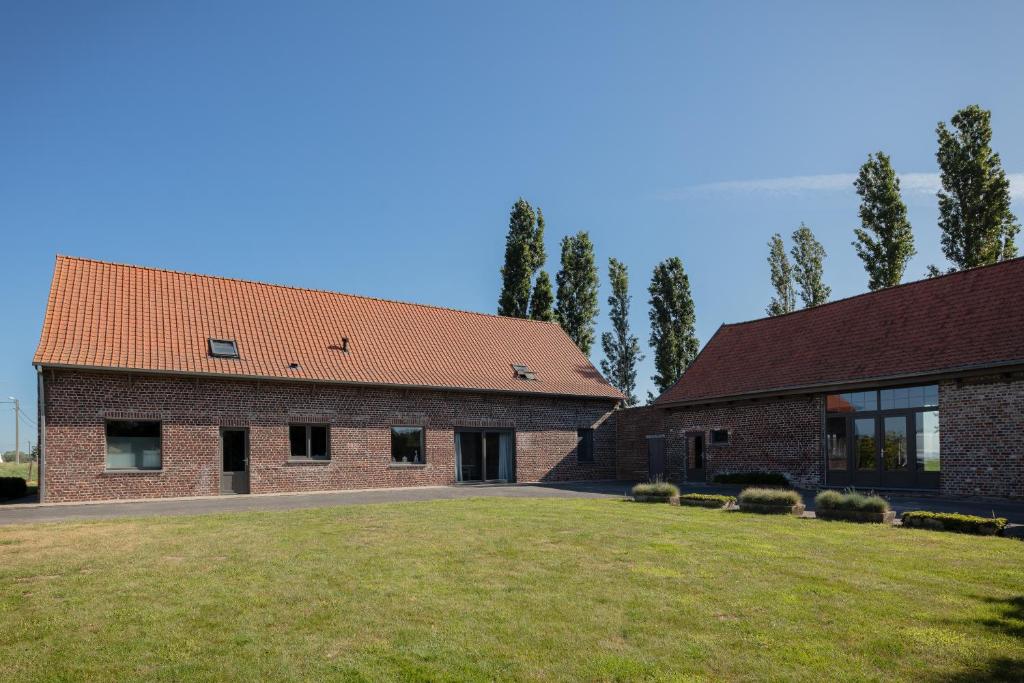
left=686, top=433, right=706, bottom=482
left=647, top=435, right=666, bottom=480
left=457, top=431, right=513, bottom=482
left=221, top=428, right=249, bottom=494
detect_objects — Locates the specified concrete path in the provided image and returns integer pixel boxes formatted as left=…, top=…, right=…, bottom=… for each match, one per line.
left=0, top=481, right=637, bottom=526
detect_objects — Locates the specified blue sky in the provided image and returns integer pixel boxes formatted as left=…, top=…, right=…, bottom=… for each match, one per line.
left=2, top=1, right=1023, bottom=451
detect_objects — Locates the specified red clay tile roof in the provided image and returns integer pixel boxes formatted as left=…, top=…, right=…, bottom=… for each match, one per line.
left=34, top=256, right=623, bottom=401
left=656, top=258, right=1024, bottom=406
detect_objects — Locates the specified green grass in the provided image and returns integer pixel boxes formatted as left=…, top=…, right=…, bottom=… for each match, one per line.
left=0, top=462, right=36, bottom=483
left=1, top=498, right=1022, bottom=681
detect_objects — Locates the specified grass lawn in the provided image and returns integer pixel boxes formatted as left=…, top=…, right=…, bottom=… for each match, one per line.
left=1, top=498, right=1022, bottom=682
left=0, top=461, right=38, bottom=484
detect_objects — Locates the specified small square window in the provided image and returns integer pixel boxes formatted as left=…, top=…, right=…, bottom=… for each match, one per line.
left=711, top=429, right=730, bottom=445
left=289, top=424, right=330, bottom=460
left=209, top=338, right=239, bottom=358
left=106, top=420, right=162, bottom=470
left=391, top=427, right=425, bottom=463
left=511, top=363, right=536, bottom=380
left=577, top=428, right=594, bottom=462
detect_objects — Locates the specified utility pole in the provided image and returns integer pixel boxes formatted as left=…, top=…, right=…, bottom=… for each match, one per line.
left=8, top=397, right=18, bottom=465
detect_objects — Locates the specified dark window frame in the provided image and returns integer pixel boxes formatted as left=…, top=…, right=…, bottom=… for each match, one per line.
left=288, top=423, right=330, bottom=461
left=710, top=429, right=730, bottom=445
left=105, top=419, right=163, bottom=471
left=577, top=427, right=595, bottom=462
left=391, top=426, right=426, bottom=464
left=208, top=338, right=240, bottom=359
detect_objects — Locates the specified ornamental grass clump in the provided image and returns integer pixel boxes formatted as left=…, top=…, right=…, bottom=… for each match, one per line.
left=631, top=482, right=680, bottom=501
left=815, top=490, right=889, bottom=513
left=901, top=511, right=1008, bottom=536
left=676, top=493, right=735, bottom=509
left=738, top=487, right=802, bottom=507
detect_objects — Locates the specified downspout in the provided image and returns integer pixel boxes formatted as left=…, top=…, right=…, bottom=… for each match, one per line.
left=35, top=366, right=45, bottom=503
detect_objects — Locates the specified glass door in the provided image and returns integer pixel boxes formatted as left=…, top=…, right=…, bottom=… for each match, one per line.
left=457, top=431, right=514, bottom=482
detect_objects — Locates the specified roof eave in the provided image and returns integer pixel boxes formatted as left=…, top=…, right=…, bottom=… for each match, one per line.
left=656, top=359, right=1024, bottom=409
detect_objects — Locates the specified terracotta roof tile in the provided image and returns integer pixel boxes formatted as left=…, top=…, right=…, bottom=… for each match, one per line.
left=35, top=256, right=623, bottom=401
left=656, top=258, right=1024, bottom=405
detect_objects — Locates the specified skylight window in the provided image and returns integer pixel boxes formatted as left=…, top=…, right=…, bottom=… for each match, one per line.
left=208, top=338, right=239, bottom=359
left=512, top=363, right=536, bottom=381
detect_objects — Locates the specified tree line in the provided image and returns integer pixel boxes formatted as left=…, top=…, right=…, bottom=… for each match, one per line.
left=764, top=104, right=1019, bottom=316
left=497, top=199, right=695, bottom=406
left=497, top=104, right=1018, bottom=407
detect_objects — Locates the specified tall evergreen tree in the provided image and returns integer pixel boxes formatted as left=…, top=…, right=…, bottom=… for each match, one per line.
left=934, top=105, right=1020, bottom=272
left=647, top=257, right=698, bottom=396
left=554, top=232, right=600, bottom=355
left=766, top=233, right=795, bottom=316
left=497, top=198, right=545, bottom=317
left=600, top=258, right=643, bottom=405
left=853, top=152, right=916, bottom=290
left=528, top=270, right=555, bottom=322
left=791, top=223, right=830, bottom=307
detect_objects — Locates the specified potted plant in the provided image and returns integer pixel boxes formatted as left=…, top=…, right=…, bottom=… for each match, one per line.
left=631, top=481, right=680, bottom=504
left=737, top=487, right=805, bottom=515
left=814, top=490, right=895, bottom=524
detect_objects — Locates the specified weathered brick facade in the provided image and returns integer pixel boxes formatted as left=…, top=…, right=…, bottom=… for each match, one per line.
left=614, top=405, right=664, bottom=481
left=41, top=370, right=619, bottom=503
left=938, top=374, right=1024, bottom=498
left=661, top=395, right=825, bottom=488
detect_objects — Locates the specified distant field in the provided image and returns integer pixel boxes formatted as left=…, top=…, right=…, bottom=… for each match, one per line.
left=0, top=462, right=36, bottom=484
left=0, top=498, right=1022, bottom=681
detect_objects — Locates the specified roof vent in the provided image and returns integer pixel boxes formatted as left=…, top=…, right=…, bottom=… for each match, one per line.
left=512, top=363, right=536, bottom=381
left=208, top=338, right=239, bottom=359
left=328, top=337, right=350, bottom=353
left=288, top=362, right=301, bottom=370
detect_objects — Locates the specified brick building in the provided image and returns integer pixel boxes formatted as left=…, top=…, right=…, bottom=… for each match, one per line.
left=636, top=258, right=1024, bottom=498
left=33, top=257, right=623, bottom=503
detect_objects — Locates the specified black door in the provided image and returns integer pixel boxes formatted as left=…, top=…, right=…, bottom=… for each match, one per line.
left=647, top=435, right=666, bottom=480
left=221, top=429, right=249, bottom=494
left=686, top=433, right=706, bottom=482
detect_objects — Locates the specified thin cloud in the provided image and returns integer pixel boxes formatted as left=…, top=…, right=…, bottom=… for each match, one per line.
left=666, top=172, right=1024, bottom=199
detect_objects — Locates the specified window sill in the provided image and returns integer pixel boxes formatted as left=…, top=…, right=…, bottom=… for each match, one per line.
left=389, top=462, right=427, bottom=469
left=286, top=459, right=331, bottom=466
left=103, top=468, right=164, bottom=474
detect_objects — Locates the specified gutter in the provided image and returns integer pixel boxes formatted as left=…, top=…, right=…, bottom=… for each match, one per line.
left=657, top=359, right=1024, bottom=409
left=35, top=365, right=45, bottom=503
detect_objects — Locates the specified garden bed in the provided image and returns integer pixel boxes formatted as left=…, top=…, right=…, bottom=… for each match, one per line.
left=814, top=490, right=893, bottom=525
left=631, top=482, right=679, bottom=504
left=901, top=511, right=1008, bottom=536
left=737, top=487, right=805, bottom=515
left=676, top=493, right=735, bottom=509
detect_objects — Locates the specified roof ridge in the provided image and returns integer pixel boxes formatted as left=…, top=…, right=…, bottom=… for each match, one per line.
left=722, top=256, right=1024, bottom=328
left=53, top=254, right=564, bottom=328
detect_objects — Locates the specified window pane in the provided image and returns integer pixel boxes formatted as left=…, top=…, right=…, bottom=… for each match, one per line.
left=916, top=411, right=941, bottom=471
left=106, top=421, right=161, bottom=469
left=883, top=416, right=908, bottom=470
left=310, top=426, right=329, bottom=460
left=923, top=385, right=939, bottom=407
left=711, top=429, right=729, bottom=444
left=209, top=339, right=238, bottom=357
left=392, top=427, right=424, bottom=463
left=826, top=417, right=847, bottom=470
left=826, top=394, right=854, bottom=412
left=854, top=418, right=876, bottom=470
left=828, top=391, right=877, bottom=413
left=289, top=425, right=307, bottom=457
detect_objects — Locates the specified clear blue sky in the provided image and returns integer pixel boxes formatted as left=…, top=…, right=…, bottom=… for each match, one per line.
left=2, top=1, right=1023, bottom=451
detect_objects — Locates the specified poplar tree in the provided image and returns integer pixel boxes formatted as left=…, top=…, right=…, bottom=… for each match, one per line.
left=766, top=233, right=795, bottom=316
left=554, top=232, right=600, bottom=355
left=853, top=152, right=916, bottom=290
left=498, top=198, right=545, bottom=317
left=791, top=223, right=830, bottom=307
left=600, top=258, right=643, bottom=405
left=528, top=271, right=555, bottom=322
left=648, top=257, right=698, bottom=396
left=934, top=105, right=1019, bottom=272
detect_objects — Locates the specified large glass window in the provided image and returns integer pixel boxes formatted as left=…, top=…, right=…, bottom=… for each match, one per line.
left=854, top=418, right=876, bottom=470
left=916, top=411, right=941, bottom=472
left=106, top=420, right=162, bottom=470
left=391, top=427, right=425, bottom=464
left=826, top=417, right=847, bottom=470
left=827, top=391, right=877, bottom=413
left=883, top=416, right=908, bottom=470
left=290, top=424, right=329, bottom=460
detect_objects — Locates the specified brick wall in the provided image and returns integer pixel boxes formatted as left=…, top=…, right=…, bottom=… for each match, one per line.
left=939, top=374, right=1024, bottom=498
left=662, top=395, right=824, bottom=488
left=613, top=405, right=664, bottom=480
left=41, top=370, right=619, bottom=503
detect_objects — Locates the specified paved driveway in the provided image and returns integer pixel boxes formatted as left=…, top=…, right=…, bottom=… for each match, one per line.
left=0, top=481, right=637, bottom=526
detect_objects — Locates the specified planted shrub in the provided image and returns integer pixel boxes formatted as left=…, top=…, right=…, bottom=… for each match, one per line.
left=0, top=477, right=28, bottom=500
left=738, top=487, right=802, bottom=507
left=814, top=490, right=889, bottom=513
left=677, top=493, right=735, bottom=509
left=631, top=482, right=680, bottom=501
left=713, top=472, right=790, bottom=487
left=901, top=511, right=1008, bottom=536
